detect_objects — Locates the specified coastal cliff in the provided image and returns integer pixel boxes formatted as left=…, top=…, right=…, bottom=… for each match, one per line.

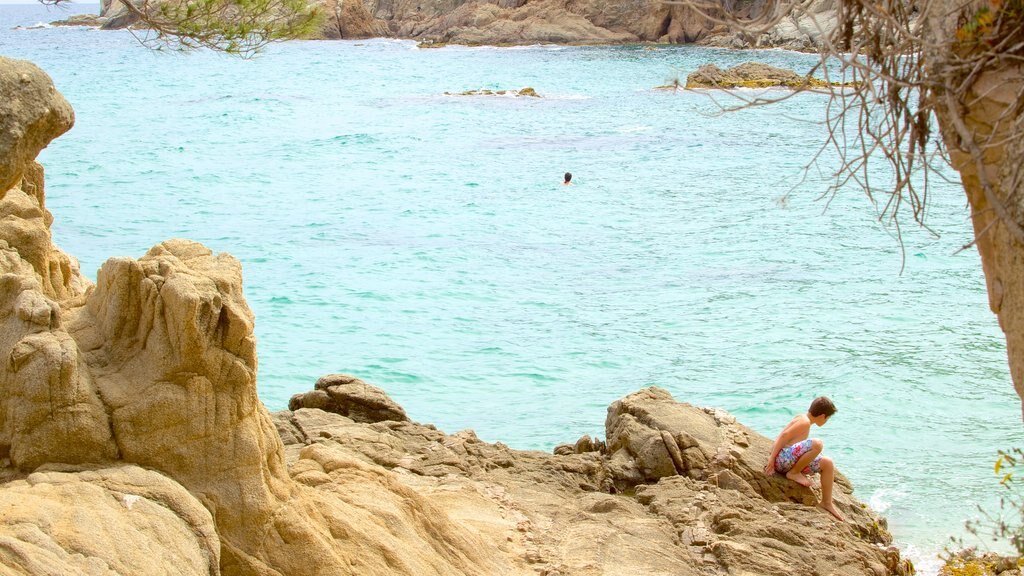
left=0, top=55, right=910, bottom=575
left=95, top=0, right=838, bottom=49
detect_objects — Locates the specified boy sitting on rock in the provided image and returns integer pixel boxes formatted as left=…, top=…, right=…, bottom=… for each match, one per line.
left=763, top=396, right=845, bottom=522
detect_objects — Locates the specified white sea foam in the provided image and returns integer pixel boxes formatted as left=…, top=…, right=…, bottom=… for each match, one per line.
left=868, top=486, right=906, bottom=514
left=14, top=21, right=52, bottom=30
left=617, top=125, right=653, bottom=133
left=899, top=543, right=944, bottom=576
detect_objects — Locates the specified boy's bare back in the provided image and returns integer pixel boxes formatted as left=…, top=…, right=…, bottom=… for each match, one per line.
left=781, top=413, right=811, bottom=445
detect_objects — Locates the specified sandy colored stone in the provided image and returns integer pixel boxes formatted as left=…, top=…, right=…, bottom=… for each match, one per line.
left=0, top=58, right=87, bottom=303
left=0, top=60, right=118, bottom=473
left=685, top=62, right=841, bottom=89
left=271, top=385, right=912, bottom=575
left=0, top=57, right=73, bottom=194
left=289, top=373, right=409, bottom=423
left=0, top=464, right=219, bottom=575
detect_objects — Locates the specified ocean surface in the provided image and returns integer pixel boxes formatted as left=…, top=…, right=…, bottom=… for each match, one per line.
left=2, top=3, right=1022, bottom=572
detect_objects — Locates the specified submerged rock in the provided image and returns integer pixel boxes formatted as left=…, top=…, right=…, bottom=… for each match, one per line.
left=445, top=87, right=541, bottom=97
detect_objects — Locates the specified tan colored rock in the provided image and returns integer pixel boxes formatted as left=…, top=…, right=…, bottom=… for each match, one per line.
left=0, top=57, right=73, bottom=195
left=606, top=387, right=850, bottom=508
left=292, top=443, right=510, bottom=574
left=319, top=0, right=389, bottom=38
left=0, top=57, right=86, bottom=303
left=57, top=239, right=374, bottom=575
left=274, top=381, right=912, bottom=576
left=0, top=464, right=220, bottom=575
left=289, top=373, right=410, bottom=423
left=0, top=58, right=117, bottom=471
left=0, top=58, right=502, bottom=574
left=685, top=62, right=841, bottom=89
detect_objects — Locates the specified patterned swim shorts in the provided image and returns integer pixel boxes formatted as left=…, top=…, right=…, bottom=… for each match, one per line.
left=774, top=439, right=821, bottom=475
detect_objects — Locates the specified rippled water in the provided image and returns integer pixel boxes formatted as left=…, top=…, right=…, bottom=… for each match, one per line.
left=2, top=4, right=1022, bottom=570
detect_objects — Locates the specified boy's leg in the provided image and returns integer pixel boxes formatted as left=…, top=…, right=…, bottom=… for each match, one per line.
left=817, top=456, right=846, bottom=522
left=785, top=438, right=823, bottom=487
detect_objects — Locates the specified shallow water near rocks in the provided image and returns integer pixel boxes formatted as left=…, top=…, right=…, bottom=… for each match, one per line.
left=2, top=4, right=1021, bottom=572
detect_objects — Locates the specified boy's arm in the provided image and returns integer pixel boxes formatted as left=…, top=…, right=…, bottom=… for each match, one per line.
left=764, top=431, right=788, bottom=475
left=764, top=420, right=802, bottom=475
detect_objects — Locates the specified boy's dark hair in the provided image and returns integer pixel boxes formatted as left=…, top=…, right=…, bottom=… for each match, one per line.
left=809, top=396, right=837, bottom=418
left=564, top=172, right=572, bottom=182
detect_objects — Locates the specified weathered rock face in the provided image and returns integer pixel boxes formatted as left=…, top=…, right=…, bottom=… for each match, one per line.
left=0, top=464, right=221, bottom=575
left=698, top=0, right=839, bottom=51
left=98, top=0, right=837, bottom=47
left=318, top=0, right=390, bottom=39
left=354, top=0, right=837, bottom=46
left=0, top=57, right=84, bottom=303
left=289, top=373, right=410, bottom=423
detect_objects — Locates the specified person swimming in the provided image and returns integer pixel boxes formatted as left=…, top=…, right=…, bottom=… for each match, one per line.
left=563, top=172, right=573, bottom=185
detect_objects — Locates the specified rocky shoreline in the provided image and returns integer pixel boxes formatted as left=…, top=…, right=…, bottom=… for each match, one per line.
left=68, top=0, right=839, bottom=50
left=0, top=53, right=913, bottom=575
left=282, top=376, right=912, bottom=575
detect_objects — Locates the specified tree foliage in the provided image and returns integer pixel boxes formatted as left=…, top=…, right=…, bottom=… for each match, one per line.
left=43, top=0, right=323, bottom=57
left=669, top=0, right=1024, bottom=253
left=965, top=448, right=1024, bottom=555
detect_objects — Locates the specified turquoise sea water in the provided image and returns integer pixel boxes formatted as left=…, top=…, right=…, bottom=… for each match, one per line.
left=3, top=4, right=1022, bottom=571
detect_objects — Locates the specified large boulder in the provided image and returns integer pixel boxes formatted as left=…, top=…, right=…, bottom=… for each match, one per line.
left=289, top=373, right=410, bottom=423
left=0, top=58, right=116, bottom=472
left=0, top=57, right=73, bottom=195
left=0, top=57, right=85, bottom=303
left=605, top=387, right=866, bottom=512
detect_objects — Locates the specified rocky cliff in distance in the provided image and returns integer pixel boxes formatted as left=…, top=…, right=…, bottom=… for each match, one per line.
left=96, top=0, right=838, bottom=49
left=0, top=54, right=910, bottom=575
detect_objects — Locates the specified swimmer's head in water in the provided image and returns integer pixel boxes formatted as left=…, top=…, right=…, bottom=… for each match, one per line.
left=564, top=172, right=572, bottom=183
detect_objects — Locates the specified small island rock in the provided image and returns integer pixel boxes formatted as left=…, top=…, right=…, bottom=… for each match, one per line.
left=685, top=62, right=839, bottom=89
